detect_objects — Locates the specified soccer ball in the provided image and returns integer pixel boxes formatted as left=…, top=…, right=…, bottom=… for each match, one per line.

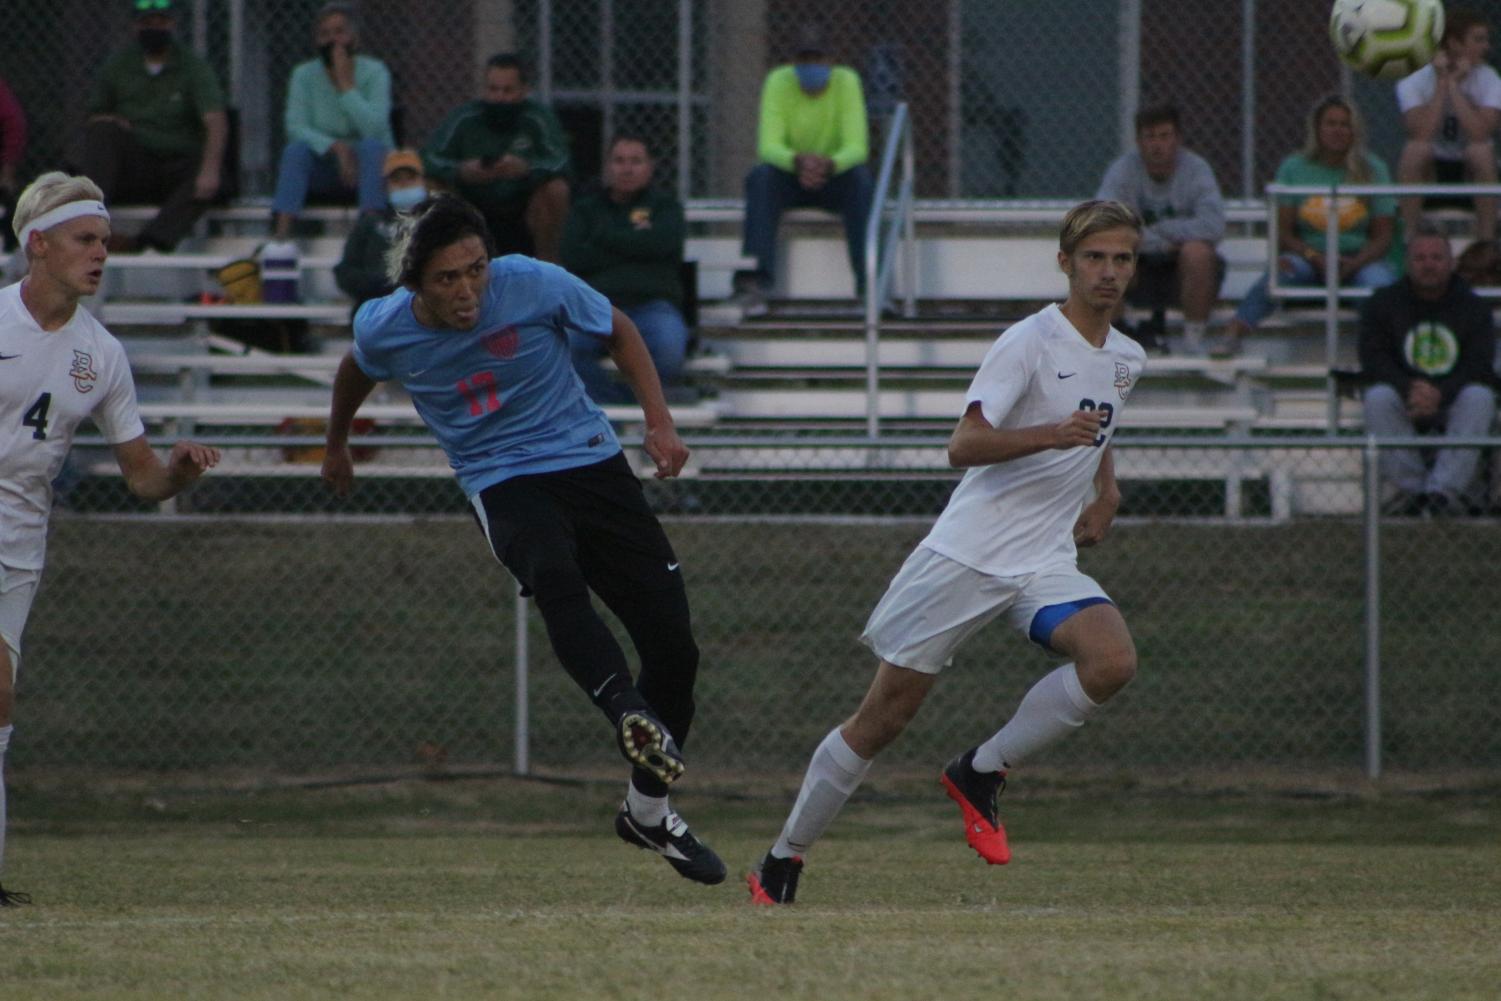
left=1329, top=0, right=1445, bottom=80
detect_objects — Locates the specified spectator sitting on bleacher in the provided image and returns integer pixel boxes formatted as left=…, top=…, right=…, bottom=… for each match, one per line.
left=1215, top=94, right=1397, bottom=358
left=70, top=0, right=227, bottom=254
left=1096, top=103, right=1225, bottom=355
left=562, top=134, right=689, bottom=405
left=1359, top=222, right=1497, bottom=517
left=1396, top=7, right=1501, bottom=244
left=270, top=2, right=392, bottom=242
left=730, top=23, right=872, bottom=318
left=421, top=53, right=570, bottom=263
left=333, top=148, right=425, bottom=316
left=0, top=74, right=26, bottom=253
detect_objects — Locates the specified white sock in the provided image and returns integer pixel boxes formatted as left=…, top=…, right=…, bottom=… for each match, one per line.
left=772, top=727, right=871, bottom=858
left=625, top=781, right=669, bottom=827
left=1182, top=321, right=1207, bottom=348
left=971, top=664, right=1100, bottom=773
left=0, top=725, right=10, bottom=878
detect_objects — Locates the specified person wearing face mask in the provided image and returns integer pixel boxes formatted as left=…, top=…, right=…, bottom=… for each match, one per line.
left=731, top=24, right=873, bottom=317
left=69, top=0, right=227, bottom=254
left=334, top=149, right=425, bottom=314
left=271, top=2, right=393, bottom=242
left=421, top=53, right=571, bottom=264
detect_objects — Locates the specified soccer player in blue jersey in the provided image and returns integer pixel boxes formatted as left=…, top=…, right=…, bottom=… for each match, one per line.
left=321, top=194, right=724, bottom=885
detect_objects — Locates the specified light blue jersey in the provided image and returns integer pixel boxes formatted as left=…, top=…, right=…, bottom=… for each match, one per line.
left=353, top=255, right=620, bottom=496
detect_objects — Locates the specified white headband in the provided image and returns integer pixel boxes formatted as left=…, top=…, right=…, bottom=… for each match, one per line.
left=17, top=200, right=111, bottom=249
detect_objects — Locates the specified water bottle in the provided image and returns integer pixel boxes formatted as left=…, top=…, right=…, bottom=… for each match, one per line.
left=259, top=241, right=301, bottom=304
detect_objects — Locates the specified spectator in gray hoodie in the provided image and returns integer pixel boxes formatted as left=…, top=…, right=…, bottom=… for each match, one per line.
left=1096, top=104, right=1226, bottom=354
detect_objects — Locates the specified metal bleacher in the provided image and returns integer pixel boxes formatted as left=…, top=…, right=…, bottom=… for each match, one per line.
left=77, top=194, right=1365, bottom=512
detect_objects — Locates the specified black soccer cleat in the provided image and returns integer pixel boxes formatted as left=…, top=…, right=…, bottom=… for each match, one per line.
left=0, top=882, right=33, bottom=906
left=616, top=709, right=686, bottom=786
left=746, top=851, right=804, bottom=905
left=940, top=748, right=1010, bottom=865
left=615, top=801, right=727, bottom=885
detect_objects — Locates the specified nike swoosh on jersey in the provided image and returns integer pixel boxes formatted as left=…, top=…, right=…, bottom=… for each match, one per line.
left=1057, top=372, right=1077, bottom=379
left=0, top=353, right=20, bottom=360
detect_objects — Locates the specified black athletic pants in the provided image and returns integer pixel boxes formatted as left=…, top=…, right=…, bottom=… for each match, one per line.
left=473, top=452, right=699, bottom=795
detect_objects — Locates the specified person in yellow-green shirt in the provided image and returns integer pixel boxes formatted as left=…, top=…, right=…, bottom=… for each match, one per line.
left=733, top=25, right=872, bottom=316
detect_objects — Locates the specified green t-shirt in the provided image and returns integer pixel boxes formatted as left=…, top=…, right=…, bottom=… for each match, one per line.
left=1275, top=152, right=1395, bottom=257
left=88, top=41, right=225, bottom=157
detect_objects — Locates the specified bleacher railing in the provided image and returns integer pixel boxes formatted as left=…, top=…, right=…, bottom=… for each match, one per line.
left=863, top=101, right=918, bottom=439
left=1265, top=182, right=1501, bottom=431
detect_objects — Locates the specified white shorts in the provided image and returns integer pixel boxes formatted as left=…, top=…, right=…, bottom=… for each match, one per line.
left=0, top=564, right=41, bottom=680
left=860, top=546, right=1111, bottom=674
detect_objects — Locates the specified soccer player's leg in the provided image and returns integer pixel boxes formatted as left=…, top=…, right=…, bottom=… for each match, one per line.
left=599, top=579, right=723, bottom=884
left=0, top=586, right=33, bottom=907
left=751, top=547, right=998, bottom=904
left=471, top=474, right=680, bottom=783
left=946, top=573, right=1136, bottom=865
left=571, top=454, right=723, bottom=881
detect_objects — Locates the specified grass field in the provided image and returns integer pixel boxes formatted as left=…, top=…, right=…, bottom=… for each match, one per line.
left=4, top=776, right=1499, bottom=1000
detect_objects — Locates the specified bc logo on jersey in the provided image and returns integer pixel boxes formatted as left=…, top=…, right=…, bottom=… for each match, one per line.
left=1114, top=362, right=1132, bottom=401
left=483, top=326, right=520, bottom=359
left=70, top=350, right=98, bottom=393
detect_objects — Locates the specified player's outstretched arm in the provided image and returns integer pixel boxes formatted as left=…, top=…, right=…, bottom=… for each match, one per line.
left=948, top=403, right=1103, bottom=468
left=322, top=351, right=379, bottom=497
left=605, top=307, right=689, bottom=478
left=111, top=436, right=221, bottom=502
left=1074, top=446, right=1122, bottom=548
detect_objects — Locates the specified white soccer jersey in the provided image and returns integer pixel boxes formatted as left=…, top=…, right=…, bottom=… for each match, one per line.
left=0, top=282, right=144, bottom=570
left=921, top=303, right=1146, bottom=577
left=1396, top=63, right=1501, bottom=161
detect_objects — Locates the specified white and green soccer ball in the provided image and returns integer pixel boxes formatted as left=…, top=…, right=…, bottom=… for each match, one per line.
left=1330, top=0, right=1445, bottom=80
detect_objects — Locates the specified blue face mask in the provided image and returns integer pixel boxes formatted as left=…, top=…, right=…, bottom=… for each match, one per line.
left=387, top=185, right=426, bottom=211
left=795, top=63, right=831, bottom=93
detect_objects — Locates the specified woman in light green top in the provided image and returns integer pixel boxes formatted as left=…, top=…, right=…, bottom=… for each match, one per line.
left=270, top=2, right=393, bottom=240
left=1218, top=94, right=1397, bottom=356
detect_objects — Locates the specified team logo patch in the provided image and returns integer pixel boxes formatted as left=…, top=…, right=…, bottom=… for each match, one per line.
left=1114, top=361, right=1132, bottom=401
left=70, top=350, right=98, bottom=393
left=483, top=326, right=520, bottom=359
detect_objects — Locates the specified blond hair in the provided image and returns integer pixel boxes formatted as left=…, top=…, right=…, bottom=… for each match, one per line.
left=1059, top=199, right=1142, bottom=256
left=13, top=172, right=107, bottom=257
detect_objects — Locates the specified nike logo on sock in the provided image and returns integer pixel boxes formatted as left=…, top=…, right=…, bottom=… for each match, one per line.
left=591, top=673, right=617, bottom=698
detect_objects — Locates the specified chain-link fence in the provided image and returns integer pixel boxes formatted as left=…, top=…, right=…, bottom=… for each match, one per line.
left=14, top=1, right=1501, bottom=202
left=13, top=438, right=1501, bottom=785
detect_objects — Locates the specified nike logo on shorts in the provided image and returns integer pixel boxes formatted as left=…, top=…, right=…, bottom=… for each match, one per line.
left=667, top=562, right=680, bottom=571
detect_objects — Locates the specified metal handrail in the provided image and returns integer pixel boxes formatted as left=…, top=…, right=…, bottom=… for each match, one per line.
left=1264, top=181, right=1501, bottom=431
left=862, top=102, right=918, bottom=439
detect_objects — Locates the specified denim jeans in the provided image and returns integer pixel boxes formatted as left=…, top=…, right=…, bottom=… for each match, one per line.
left=741, top=162, right=874, bottom=289
left=272, top=137, right=389, bottom=216
left=569, top=299, right=690, bottom=405
left=1234, top=252, right=1396, bottom=329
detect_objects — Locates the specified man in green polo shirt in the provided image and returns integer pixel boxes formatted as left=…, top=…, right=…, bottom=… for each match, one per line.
left=733, top=24, right=873, bottom=317
left=71, top=0, right=227, bottom=253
